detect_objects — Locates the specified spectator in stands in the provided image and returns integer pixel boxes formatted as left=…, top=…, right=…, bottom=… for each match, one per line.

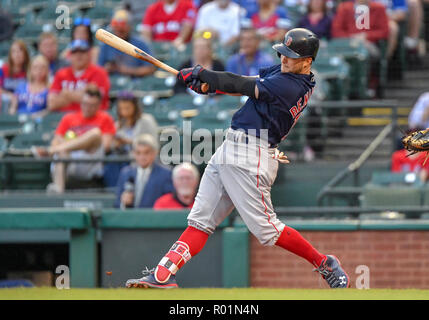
left=232, top=0, right=259, bottom=13
left=112, top=91, right=159, bottom=155
left=297, top=0, right=332, bottom=40
left=0, top=40, right=29, bottom=94
left=48, top=39, right=110, bottom=113
left=331, top=0, right=389, bottom=49
left=195, top=0, right=242, bottom=46
left=103, top=91, right=159, bottom=188
left=32, top=84, right=116, bottom=194
left=141, top=0, right=197, bottom=49
left=226, top=28, right=274, bottom=76
left=374, top=0, right=408, bottom=60
left=408, top=92, right=429, bottom=130
left=404, top=0, right=424, bottom=65
left=9, top=55, right=50, bottom=117
left=98, top=9, right=155, bottom=77
left=123, top=0, right=154, bottom=26
left=245, top=0, right=290, bottom=42
left=391, top=148, right=429, bottom=182
left=38, top=32, right=68, bottom=78
left=61, top=17, right=99, bottom=64
left=153, top=162, right=199, bottom=209
left=174, top=32, right=225, bottom=93
left=115, top=134, right=174, bottom=209
left=331, top=0, right=389, bottom=96
left=0, top=40, right=29, bottom=114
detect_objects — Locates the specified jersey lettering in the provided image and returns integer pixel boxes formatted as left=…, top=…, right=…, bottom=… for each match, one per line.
left=289, top=87, right=314, bottom=122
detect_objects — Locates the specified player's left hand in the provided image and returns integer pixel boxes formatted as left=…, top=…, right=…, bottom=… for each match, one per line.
left=272, top=149, right=290, bottom=164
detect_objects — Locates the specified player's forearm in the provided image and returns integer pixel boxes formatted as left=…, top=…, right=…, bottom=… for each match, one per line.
left=199, top=70, right=256, bottom=98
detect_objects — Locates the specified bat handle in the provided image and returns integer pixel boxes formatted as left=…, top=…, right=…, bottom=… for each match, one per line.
left=201, top=83, right=209, bottom=93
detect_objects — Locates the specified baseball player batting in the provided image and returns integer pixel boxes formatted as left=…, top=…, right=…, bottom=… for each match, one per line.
left=126, top=28, right=350, bottom=289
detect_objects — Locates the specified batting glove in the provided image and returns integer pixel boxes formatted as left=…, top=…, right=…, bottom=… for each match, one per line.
left=177, top=65, right=205, bottom=86
left=188, top=79, right=209, bottom=95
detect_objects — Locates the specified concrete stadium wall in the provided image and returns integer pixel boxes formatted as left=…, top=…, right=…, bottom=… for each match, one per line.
left=250, top=230, right=429, bottom=289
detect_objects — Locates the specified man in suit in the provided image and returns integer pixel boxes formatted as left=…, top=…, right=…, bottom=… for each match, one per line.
left=115, top=134, right=174, bottom=208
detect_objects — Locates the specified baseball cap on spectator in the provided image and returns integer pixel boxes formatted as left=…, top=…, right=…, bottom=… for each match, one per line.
left=111, top=9, right=130, bottom=29
left=69, top=39, right=90, bottom=52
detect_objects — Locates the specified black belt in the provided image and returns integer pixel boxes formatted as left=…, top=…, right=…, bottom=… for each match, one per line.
left=226, top=130, right=278, bottom=149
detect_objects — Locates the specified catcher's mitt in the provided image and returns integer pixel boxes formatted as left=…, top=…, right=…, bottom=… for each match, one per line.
left=402, top=128, right=429, bottom=165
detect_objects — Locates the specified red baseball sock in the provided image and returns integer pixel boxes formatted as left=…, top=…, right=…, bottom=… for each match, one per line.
left=155, top=226, right=209, bottom=283
left=178, top=226, right=209, bottom=257
left=275, top=225, right=326, bottom=267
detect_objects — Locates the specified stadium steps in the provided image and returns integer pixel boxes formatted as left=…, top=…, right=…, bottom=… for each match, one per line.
left=320, top=53, right=429, bottom=161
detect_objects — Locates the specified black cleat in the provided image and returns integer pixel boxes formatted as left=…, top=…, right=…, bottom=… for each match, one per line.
left=125, top=267, right=179, bottom=289
left=313, top=255, right=350, bottom=288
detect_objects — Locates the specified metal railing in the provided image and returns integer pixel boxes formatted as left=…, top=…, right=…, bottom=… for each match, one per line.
left=316, top=122, right=394, bottom=206
left=303, top=99, right=400, bottom=159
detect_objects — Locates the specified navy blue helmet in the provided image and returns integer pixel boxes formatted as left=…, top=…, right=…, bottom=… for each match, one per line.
left=272, top=28, right=319, bottom=61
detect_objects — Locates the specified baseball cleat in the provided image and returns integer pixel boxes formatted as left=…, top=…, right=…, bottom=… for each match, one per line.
left=125, top=267, right=179, bottom=289
left=313, top=255, right=350, bottom=288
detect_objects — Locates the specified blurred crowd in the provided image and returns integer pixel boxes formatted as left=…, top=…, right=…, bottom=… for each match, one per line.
left=0, top=0, right=428, bottom=208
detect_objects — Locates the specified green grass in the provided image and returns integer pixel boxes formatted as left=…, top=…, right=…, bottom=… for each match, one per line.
left=1, top=288, right=429, bottom=300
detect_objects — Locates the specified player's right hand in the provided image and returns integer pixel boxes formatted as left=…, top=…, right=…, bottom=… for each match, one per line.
left=188, top=79, right=209, bottom=95
left=272, top=149, right=290, bottom=164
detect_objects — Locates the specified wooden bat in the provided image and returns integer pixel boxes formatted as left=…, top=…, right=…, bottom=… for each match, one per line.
left=95, top=28, right=208, bottom=92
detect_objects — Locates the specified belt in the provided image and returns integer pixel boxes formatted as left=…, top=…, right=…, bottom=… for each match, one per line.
left=226, top=129, right=278, bottom=149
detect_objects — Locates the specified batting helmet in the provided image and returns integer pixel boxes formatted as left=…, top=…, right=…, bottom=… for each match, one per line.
left=272, top=28, right=319, bottom=61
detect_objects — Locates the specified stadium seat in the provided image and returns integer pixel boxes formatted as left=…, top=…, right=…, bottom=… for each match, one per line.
left=0, top=40, right=12, bottom=60
left=110, top=75, right=132, bottom=92
left=131, top=76, right=172, bottom=92
left=85, top=6, right=113, bottom=23
left=326, top=39, right=370, bottom=99
left=150, top=41, right=174, bottom=60
left=14, top=22, right=45, bottom=42
left=36, top=5, right=60, bottom=24
left=5, top=132, right=52, bottom=190
left=421, top=187, right=429, bottom=207
left=144, top=104, right=181, bottom=127
left=360, top=183, right=422, bottom=207
left=188, top=109, right=232, bottom=133
left=0, top=114, right=23, bottom=131
left=9, top=131, right=51, bottom=150
left=312, top=54, right=351, bottom=100
left=161, top=94, right=195, bottom=110
left=214, top=95, right=243, bottom=111
left=38, top=112, right=65, bottom=133
left=371, top=171, right=418, bottom=186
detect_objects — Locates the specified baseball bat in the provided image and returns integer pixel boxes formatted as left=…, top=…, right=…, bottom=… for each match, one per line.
left=95, top=28, right=208, bottom=92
